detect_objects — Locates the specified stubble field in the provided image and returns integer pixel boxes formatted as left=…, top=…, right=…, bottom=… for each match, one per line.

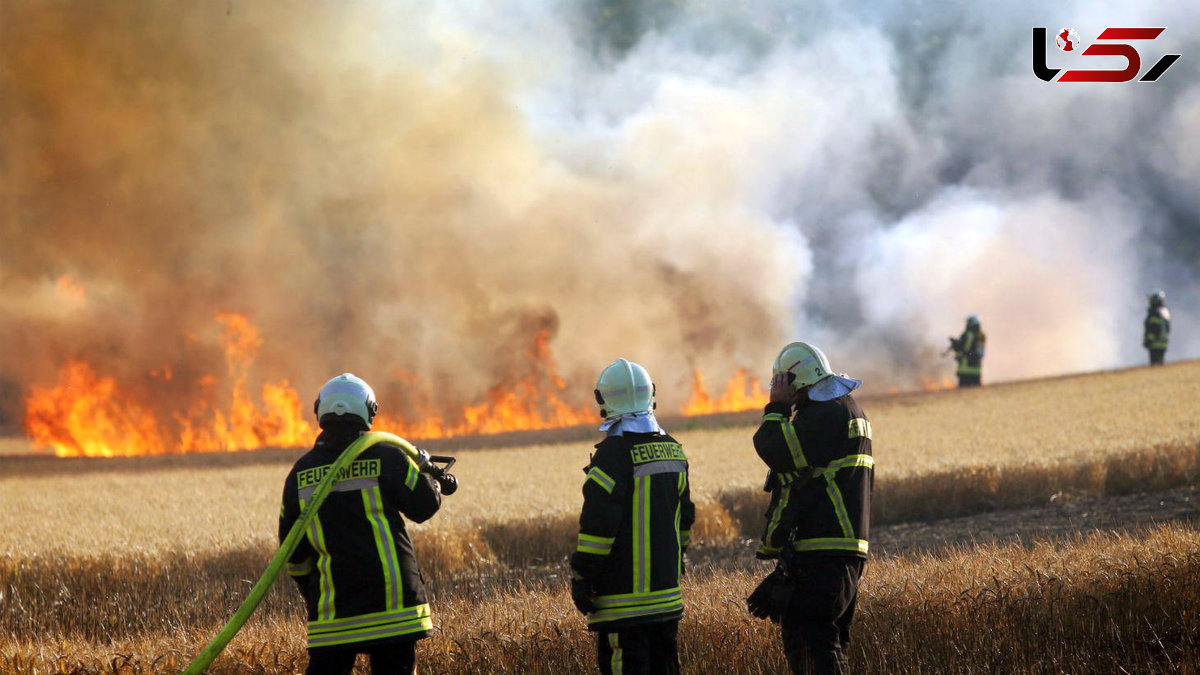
left=2, top=361, right=1197, bottom=673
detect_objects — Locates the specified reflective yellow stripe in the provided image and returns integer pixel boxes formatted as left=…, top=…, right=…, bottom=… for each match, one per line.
left=679, top=529, right=690, bottom=548
left=309, top=604, right=429, bottom=632
left=404, top=458, right=419, bottom=491
left=823, top=475, right=855, bottom=539
left=609, top=633, right=623, bottom=675
left=363, top=487, right=401, bottom=610
left=307, top=511, right=335, bottom=622
left=587, top=466, right=616, bottom=494
left=287, top=557, right=316, bottom=577
left=577, top=533, right=615, bottom=555
left=589, top=587, right=684, bottom=627
left=307, top=606, right=432, bottom=648
left=780, top=419, right=807, bottom=469
left=761, top=485, right=790, bottom=553
left=819, top=454, right=875, bottom=475
left=847, top=418, right=872, bottom=440
left=632, top=476, right=651, bottom=594
left=792, top=537, right=869, bottom=554
left=957, top=364, right=982, bottom=375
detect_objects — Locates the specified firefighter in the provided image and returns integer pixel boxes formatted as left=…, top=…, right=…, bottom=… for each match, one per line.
left=570, top=358, right=695, bottom=675
left=1144, top=289, right=1170, bottom=366
left=280, top=373, right=443, bottom=675
left=747, top=342, right=873, bottom=675
left=948, top=315, right=985, bottom=387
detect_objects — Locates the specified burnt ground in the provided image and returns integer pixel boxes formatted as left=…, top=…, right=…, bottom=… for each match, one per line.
left=869, top=484, right=1198, bottom=559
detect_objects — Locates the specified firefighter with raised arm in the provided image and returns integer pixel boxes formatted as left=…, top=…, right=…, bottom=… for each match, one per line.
left=279, top=373, right=443, bottom=675
left=948, top=314, right=985, bottom=387
left=746, top=343, right=873, bottom=675
left=570, top=358, right=695, bottom=675
left=1144, top=289, right=1170, bottom=366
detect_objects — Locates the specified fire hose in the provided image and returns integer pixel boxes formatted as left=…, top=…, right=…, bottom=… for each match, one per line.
left=182, top=431, right=452, bottom=674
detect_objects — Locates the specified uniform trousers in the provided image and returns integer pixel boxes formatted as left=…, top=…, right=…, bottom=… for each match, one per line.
left=596, top=618, right=680, bottom=675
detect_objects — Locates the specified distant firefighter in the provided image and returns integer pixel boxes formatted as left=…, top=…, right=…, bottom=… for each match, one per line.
left=947, top=315, right=986, bottom=387
left=570, top=358, right=694, bottom=675
left=1144, top=289, right=1171, bottom=366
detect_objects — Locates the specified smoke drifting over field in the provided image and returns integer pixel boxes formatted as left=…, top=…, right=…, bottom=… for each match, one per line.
left=1, top=1, right=1196, bottom=430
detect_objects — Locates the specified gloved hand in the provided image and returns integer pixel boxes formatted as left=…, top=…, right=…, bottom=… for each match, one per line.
left=571, top=577, right=597, bottom=615
left=746, top=567, right=790, bottom=623
left=413, top=447, right=432, bottom=472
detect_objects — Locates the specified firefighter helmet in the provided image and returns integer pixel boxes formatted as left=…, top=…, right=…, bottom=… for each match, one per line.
left=966, top=314, right=980, bottom=327
left=314, top=372, right=378, bottom=427
left=594, top=358, right=655, bottom=418
left=1148, top=289, right=1166, bottom=306
left=772, top=342, right=861, bottom=401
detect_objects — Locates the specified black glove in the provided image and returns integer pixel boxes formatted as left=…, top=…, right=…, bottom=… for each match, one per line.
left=571, top=577, right=597, bottom=615
left=747, top=566, right=792, bottom=623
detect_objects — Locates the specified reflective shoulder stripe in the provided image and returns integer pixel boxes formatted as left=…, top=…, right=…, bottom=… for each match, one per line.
left=404, top=457, right=419, bottom=491
left=577, top=532, right=616, bottom=555
left=847, top=418, right=872, bottom=440
left=792, top=537, right=869, bottom=554
left=587, top=466, right=616, bottom=494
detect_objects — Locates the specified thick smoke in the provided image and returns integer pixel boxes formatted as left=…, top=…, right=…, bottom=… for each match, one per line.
left=0, top=0, right=1196, bottom=429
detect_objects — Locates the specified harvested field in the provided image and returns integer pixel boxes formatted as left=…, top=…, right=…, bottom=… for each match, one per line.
left=1, top=361, right=1197, bottom=672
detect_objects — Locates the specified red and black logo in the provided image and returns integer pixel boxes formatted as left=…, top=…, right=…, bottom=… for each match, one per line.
left=1033, top=27, right=1181, bottom=83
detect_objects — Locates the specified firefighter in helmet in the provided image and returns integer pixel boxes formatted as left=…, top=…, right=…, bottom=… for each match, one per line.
left=746, top=343, right=873, bottom=675
left=570, top=358, right=695, bottom=675
left=279, top=373, right=443, bottom=675
left=948, top=315, right=986, bottom=387
left=1144, top=289, right=1170, bottom=366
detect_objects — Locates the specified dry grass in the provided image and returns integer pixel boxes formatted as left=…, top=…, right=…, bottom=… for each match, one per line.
left=3, top=524, right=1196, bottom=673
left=1, top=362, right=1197, bottom=672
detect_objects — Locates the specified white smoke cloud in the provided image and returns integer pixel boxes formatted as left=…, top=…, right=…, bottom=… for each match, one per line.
left=0, top=0, right=1195, bottom=431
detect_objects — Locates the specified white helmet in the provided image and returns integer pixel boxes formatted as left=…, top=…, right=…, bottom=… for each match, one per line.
left=314, top=373, right=378, bottom=428
left=594, top=358, right=655, bottom=418
left=772, top=342, right=861, bottom=402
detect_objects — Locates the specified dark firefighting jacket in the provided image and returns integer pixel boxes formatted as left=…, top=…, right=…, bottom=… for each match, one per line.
left=954, top=327, right=985, bottom=377
left=1144, top=306, right=1170, bottom=350
left=280, top=426, right=441, bottom=649
left=753, top=395, right=873, bottom=558
left=570, top=430, right=695, bottom=630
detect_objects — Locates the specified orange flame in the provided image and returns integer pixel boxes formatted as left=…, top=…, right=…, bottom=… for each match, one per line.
left=24, top=316, right=771, bottom=456
left=374, top=328, right=595, bottom=438
left=682, top=368, right=768, bottom=415
left=919, top=375, right=956, bottom=391
left=24, top=313, right=316, bottom=457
